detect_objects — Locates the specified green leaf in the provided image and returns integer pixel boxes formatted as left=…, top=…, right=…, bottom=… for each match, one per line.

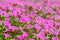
left=46, top=38, right=51, bottom=40
left=0, top=23, right=4, bottom=27
left=28, top=6, right=33, bottom=12
left=42, top=14, right=47, bottom=18
left=38, top=38, right=41, bottom=40
left=24, top=10, right=28, bottom=14
left=28, top=33, right=34, bottom=38
left=25, top=34, right=34, bottom=40
left=54, top=19, right=60, bottom=22
left=16, top=38, right=20, bottom=40
left=10, top=19, right=22, bottom=27
left=47, top=33, right=56, bottom=37
left=45, top=32, right=52, bottom=38
left=34, top=37, right=37, bottom=40
left=0, top=16, right=5, bottom=20
left=34, top=37, right=41, bottom=40
left=13, top=4, right=17, bottom=6
left=40, top=10, right=47, bottom=18
left=11, top=30, right=23, bottom=38
left=23, top=28, right=29, bottom=32
left=30, top=22, right=36, bottom=26
left=58, top=34, right=60, bottom=40
left=46, top=12, right=54, bottom=16
left=5, top=36, right=12, bottom=40
left=0, top=34, right=5, bottom=40
left=21, top=23, right=27, bottom=27
left=25, top=36, right=29, bottom=40
left=23, top=28, right=30, bottom=34
left=15, top=20, right=22, bottom=26
left=9, top=15, right=15, bottom=19
left=52, top=34, right=56, bottom=37
left=36, top=11, right=41, bottom=16
left=52, top=8, right=56, bottom=11
left=0, top=23, right=5, bottom=34
left=30, top=28, right=38, bottom=33
left=18, top=5, right=22, bottom=8
left=48, top=34, right=52, bottom=38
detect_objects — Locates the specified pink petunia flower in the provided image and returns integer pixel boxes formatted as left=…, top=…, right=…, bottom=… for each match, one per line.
left=52, top=37, right=58, bottom=40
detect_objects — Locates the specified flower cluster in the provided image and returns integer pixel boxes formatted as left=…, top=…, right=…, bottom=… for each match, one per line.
left=0, top=0, right=60, bottom=40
